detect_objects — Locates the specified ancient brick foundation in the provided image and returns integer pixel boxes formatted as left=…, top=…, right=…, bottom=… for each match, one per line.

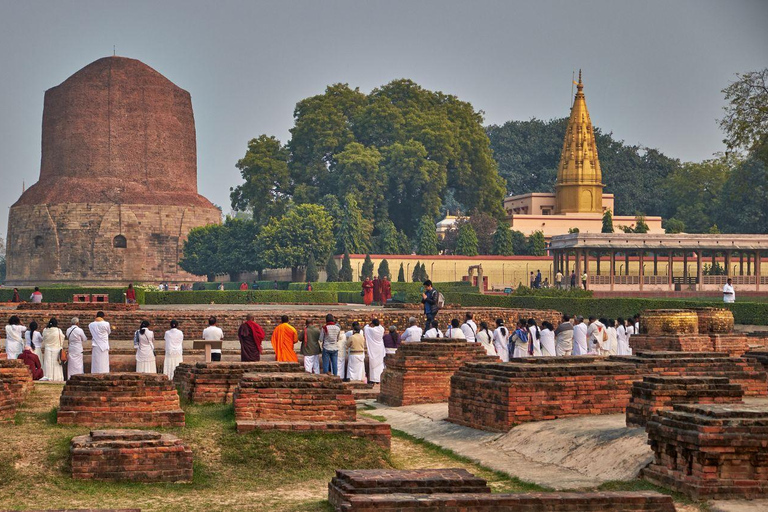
left=709, top=334, right=750, bottom=357
left=328, top=469, right=675, bottom=511
left=644, top=403, right=768, bottom=499
left=448, top=358, right=637, bottom=431
left=625, top=376, right=743, bottom=428
left=0, top=377, right=18, bottom=422
left=58, top=373, right=185, bottom=427
left=640, top=309, right=699, bottom=335
left=0, top=359, right=34, bottom=405
left=234, top=372, right=391, bottom=449
left=378, top=339, right=492, bottom=407
left=71, top=429, right=193, bottom=483
left=629, top=334, right=713, bottom=353
left=174, top=361, right=303, bottom=404
left=634, top=308, right=747, bottom=356
left=692, top=307, right=734, bottom=334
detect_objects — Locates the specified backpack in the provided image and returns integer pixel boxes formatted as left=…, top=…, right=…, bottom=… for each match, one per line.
left=435, top=290, right=445, bottom=310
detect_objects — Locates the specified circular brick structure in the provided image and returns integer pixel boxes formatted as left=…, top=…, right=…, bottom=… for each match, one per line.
left=640, top=309, right=699, bottom=336
left=6, top=56, right=220, bottom=285
left=690, top=307, right=734, bottom=334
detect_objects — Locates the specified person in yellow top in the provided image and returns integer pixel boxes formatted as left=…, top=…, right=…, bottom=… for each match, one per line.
left=271, top=315, right=299, bottom=362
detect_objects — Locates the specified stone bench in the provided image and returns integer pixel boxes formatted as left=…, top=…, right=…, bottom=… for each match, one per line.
left=174, top=361, right=303, bottom=404
left=71, top=429, right=193, bottom=483
left=58, top=373, right=185, bottom=427
left=234, top=372, right=391, bottom=449
left=0, top=359, right=34, bottom=405
left=378, top=339, right=492, bottom=407
left=625, top=376, right=743, bottom=427
left=644, top=403, right=768, bottom=500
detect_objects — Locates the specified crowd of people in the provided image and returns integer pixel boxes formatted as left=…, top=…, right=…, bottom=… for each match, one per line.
left=361, top=276, right=392, bottom=306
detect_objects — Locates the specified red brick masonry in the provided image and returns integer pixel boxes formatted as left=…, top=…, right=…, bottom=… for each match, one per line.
left=234, top=372, right=391, bottom=449
left=16, top=303, right=139, bottom=311
left=378, top=339, right=492, bottom=407
left=328, top=468, right=675, bottom=512
left=644, top=403, right=768, bottom=500
left=0, top=376, right=18, bottom=422
left=0, top=359, right=34, bottom=405
left=625, top=376, right=743, bottom=428
left=71, top=429, right=193, bottom=483
left=629, top=334, right=714, bottom=353
left=58, top=373, right=185, bottom=427
left=174, top=361, right=303, bottom=404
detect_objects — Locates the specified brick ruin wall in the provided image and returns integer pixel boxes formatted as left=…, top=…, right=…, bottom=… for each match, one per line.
left=58, top=373, right=185, bottom=427
left=625, top=376, right=744, bottom=428
left=0, top=359, right=34, bottom=405
left=378, top=340, right=495, bottom=406
left=71, top=429, right=193, bottom=483
left=0, top=377, right=17, bottom=421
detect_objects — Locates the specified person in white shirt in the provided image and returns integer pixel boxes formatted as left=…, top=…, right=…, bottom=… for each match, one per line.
left=364, top=318, right=386, bottom=384
left=400, top=317, right=423, bottom=343
left=134, top=320, right=157, bottom=374
left=633, top=315, right=640, bottom=335
left=527, top=319, right=542, bottom=357
left=424, top=320, right=443, bottom=339
left=24, top=321, right=43, bottom=361
left=460, top=313, right=477, bottom=343
left=88, top=312, right=111, bottom=373
left=4, top=316, right=27, bottom=360
left=41, top=318, right=65, bottom=382
left=616, top=317, right=632, bottom=356
left=723, top=278, right=735, bottom=303
left=475, top=322, right=497, bottom=357
left=202, top=316, right=224, bottom=362
left=446, top=319, right=466, bottom=339
left=606, top=319, right=618, bottom=356
left=539, top=321, right=556, bottom=357
left=587, top=317, right=607, bottom=355
left=493, top=319, right=511, bottom=362
left=65, top=317, right=88, bottom=377
left=572, top=316, right=588, bottom=356
left=163, top=320, right=184, bottom=380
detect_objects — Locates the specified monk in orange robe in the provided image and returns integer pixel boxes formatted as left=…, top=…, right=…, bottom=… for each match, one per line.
left=271, top=315, right=299, bottom=362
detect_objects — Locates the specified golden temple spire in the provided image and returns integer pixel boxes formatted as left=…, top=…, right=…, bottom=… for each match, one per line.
left=554, top=70, right=604, bottom=214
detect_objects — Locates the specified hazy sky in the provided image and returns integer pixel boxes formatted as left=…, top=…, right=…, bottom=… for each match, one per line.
left=1, top=0, right=766, bottom=239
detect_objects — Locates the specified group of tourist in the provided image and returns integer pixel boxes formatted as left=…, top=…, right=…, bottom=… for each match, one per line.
left=552, top=270, right=589, bottom=289
left=361, top=276, right=392, bottom=306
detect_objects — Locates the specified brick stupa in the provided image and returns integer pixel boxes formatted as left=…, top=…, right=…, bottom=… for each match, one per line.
left=6, top=56, right=220, bottom=285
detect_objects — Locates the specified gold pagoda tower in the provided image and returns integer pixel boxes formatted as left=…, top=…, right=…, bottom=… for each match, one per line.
left=554, top=70, right=604, bottom=214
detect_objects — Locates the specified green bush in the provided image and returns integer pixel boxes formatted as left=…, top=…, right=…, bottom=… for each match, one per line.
left=143, top=290, right=338, bottom=305
left=511, top=285, right=593, bottom=298
left=287, top=281, right=471, bottom=292
left=191, top=281, right=291, bottom=291
left=0, top=287, right=144, bottom=304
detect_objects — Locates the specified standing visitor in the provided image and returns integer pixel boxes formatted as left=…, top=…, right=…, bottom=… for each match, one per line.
left=540, top=321, right=556, bottom=357
left=30, top=287, right=43, bottom=303
left=555, top=271, right=563, bottom=289
left=88, top=312, right=111, bottom=373
left=125, top=283, right=137, bottom=304
left=723, top=278, right=735, bottom=303
left=237, top=314, right=265, bottom=362
left=25, top=321, right=43, bottom=361
left=362, top=277, right=374, bottom=306
left=380, top=276, right=392, bottom=305
left=306, top=282, right=312, bottom=291
left=633, top=314, right=640, bottom=334
left=529, top=272, right=535, bottom=288
left=134, top=320, right=157, bottom=374
left=163, top=320, right=184, bottom=380
left=424, top=320, right=443, bottom=338
left=203, top=316, right=224, bottom=362
left=446, top=319, right=466, bottom=339
left=421, top=280, right=439, bottom=331
left=400, top=317, right=423, bottom=343
left=581, top=271, right=588, bottom=290
left=475, top=322, right=497, bottom=357
left=239, top=282, right=248, bottom=291
left=554, top=314, right=574, bottom=356
left=41, top=318, right=65, bottom=382
left=373, top=276, right=381, bottom=305
left=4, top=316, right=26, bottom=360
left=338, top=325, right=350, bottom=380
left=346, top=323, right=367, bottom=382
left=217, top=283, right=225, bottom=291
left=271, top=315, right=299, bottom=363
left=587, top=317, right=607, bottom=355
left=606, top=319, right=618, bottom=356
left=364, top=318, right=386, bottom=384
left=494, top=319, right=512, bottom=361
left=527, top=318, right=542, bottom=356
left=65, top=317, right=87, bottom=377
left=569, top=271, right=576, bottom=289
left=11, top=288, right=21, bottom=303
left=616, top=317, right=631, bottom=356
left=18, top=347, right=43, bottom=380
left=461, top=313, right=477, bottom=343
left=299, top=319, right=322, bottom=374
left=273, top=280, right=279, bottom=290
left=320, top=314, right=342, bottom=375
left=535, top=270, right=542, bottom=288
left=383, top=326, right=400, bottom=356
left=572, top=316, right=588, bottom=355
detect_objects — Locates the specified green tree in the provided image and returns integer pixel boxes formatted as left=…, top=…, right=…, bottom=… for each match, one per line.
left=325, top=254, right=339, bottom=282
left=255, top=204, right=334, bottom=281
left=715, top=157, right=768, bottom=233
left=491, top=223, right=514, bottom=256
left=634, top=214, right=649, bottom=233
left=305, top=254, right=319, bottom=282
left=527, top=231, right=546, bottom=256
left=456, top=223, right=479, bottom=256
left=662, top=157, right=731, bottom=232
left=335, top=193, right=373, bottom=255
left=664, top=218, right=685, bottom=234
left=230, top=135, right=291, bottom=227
left=510, top=230, right=528, bottom=256
left=416, top=216, right=439, bottom=255
left=218, top=218, right=261, bottom=281
left=601, top=209, right=614, bottom=233
left=377, top=259, right=390, bottom=279
left=180, top=224, right=222, bottom=281
left=412, top=261, right=422, bottom=282
left=375, top=219, right=411, bottom=254
left=421, top=263, right=428, bottom=281
left=567, top=227, right=580, bottom=234
left=397, top=263, right=405, bottom=282
left=339, top=253, right=353, bottom=281
left=719, top=69, right=768, bottom=163
left=467, top=212, right=497, bottom=255
left=333, top=143, right=383, bottom=219
left=361, top=254, right=374, bottom=280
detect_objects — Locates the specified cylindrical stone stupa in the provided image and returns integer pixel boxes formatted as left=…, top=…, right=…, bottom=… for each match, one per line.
left=6, top=56, right=221, bottom=285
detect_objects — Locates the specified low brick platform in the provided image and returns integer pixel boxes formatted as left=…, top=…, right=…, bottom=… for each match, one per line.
left=744, top=349, right=768, bottom=370
left=234, top=372, right=391, bottom=449
left=71, top=429, right=193, bottom=483
left=0, top=376, right=18, bottom=422
left=644, top=403, right=768, bottom=499
left=448, top=358, right=637, bottom=431
left=709, top=334, right=751, bottom=357
left=626, top=376, right=744, bottom=427
left=0, top=359, right=34, bottom=405
left=378, top=339, right=491, bottom=407
left=629, top=334, right=714, bottom=353
left=174, top=361, right=303, bottom=404
left=58, top=373, right=185, bottom=427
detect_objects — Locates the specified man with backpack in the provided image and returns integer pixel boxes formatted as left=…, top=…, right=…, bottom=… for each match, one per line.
left=421, top=280, right=442, bottom=332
